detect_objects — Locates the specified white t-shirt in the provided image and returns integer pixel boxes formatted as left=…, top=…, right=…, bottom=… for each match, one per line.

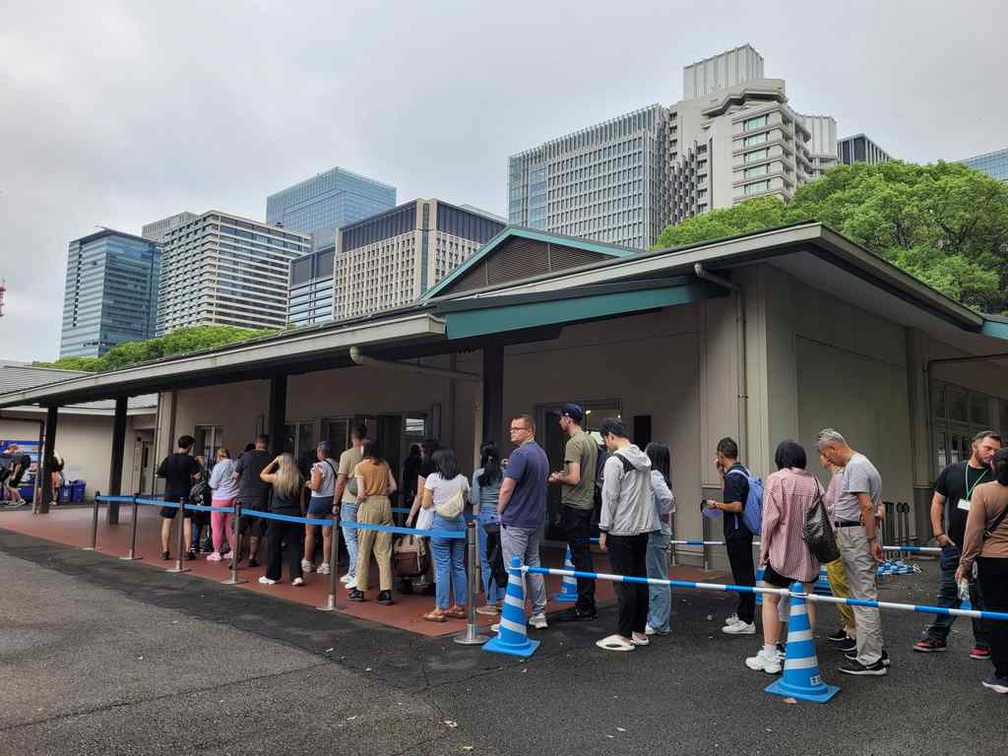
left=311, top=458, right=338, bottom=498
left=424, top=473, right=470, bottom=510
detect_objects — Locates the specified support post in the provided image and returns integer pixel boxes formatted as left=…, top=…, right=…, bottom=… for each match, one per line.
left=222, top=503, right=246, bottom=585
left=268, top=375, right=288, bottom=457
left=38, top=405, right=58, bottom=515
left=454, top=519, right=490, bottom=646
left=317, top=511, right=344, bottom=611
left=83, top=490, right=101, bottom=550
left=120, top=493, right=141, bottom=560
left=482, top=343, right=504, bottom=451
left=106, top=396, right=128, bottom=525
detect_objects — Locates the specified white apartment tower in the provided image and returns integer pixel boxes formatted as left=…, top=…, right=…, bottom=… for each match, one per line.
left=156, top=211, right=311, bottom=335
left=508, top=45, right=831, bottom=248
left=800, top=115, right=839, bottom=178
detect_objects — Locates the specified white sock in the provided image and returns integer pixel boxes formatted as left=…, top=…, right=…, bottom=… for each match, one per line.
left=764, top=644, right=776, bottom=655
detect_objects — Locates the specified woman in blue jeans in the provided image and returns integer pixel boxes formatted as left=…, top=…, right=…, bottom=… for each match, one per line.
left=421, top=447, right=470, bottom=622
left=645, top=442, right=675, bottom=635
left=470, top=442, right=506, bottom=615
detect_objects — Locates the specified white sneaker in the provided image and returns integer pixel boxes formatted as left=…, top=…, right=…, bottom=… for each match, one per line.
left=258, top=576, right=277, bottom=585
left=292, top=577, right=305, bottom=586
left=724, top=614, right=742, bottom=626
left=645, top=624, right=669, bottom=636
left=722, top=621, right=756, bottom=635
left=301, top=559, right=313, bottom=573
left=528, top=613, right=548, bottom=629
left=345, top=580, right=357, bottom=590
left=317, top=563, right=331, bottom=575
left=745, top=648, right=782, bottom=674
left=339, top=573, right=353, bottom=584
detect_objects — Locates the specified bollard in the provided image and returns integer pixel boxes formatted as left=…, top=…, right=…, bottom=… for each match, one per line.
left=83, top=490, right=101, bottom=551
left=222, top=503, right=246, bottom=585
left=119, top=494, right=141, bottom=561
left=167, top=499, right=190, bottom=573
left=454, top=519, right=490, bottom=646
left=318, top=511, right=344, bottom=611
left=701, top=514, right=711, bottom=571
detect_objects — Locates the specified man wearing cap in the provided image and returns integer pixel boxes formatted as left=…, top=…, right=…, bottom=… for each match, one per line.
left=549, top=403, right=599, bottom=621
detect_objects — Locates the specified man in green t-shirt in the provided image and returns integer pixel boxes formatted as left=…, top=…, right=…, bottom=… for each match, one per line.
left=549, top=404, right=599, bottom=621
left=333, top=423, right=367, bottom=588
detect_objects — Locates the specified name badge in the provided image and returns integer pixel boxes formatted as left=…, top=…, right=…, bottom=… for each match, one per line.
left=957, top=498, right=971, bottom=512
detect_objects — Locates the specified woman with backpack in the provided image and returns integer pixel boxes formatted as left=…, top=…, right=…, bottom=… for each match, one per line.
left=471, top=442, right=506, bottom=615
left=422, top=447, right=470, bottom=622
left=956, top=447, right=1008, bottom=694
left=207, top=447, right=239, bottom=562
left=744, top=440, right=822, bottom=675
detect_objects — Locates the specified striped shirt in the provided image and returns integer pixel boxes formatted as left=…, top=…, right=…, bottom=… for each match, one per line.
left=759, top=467, right=822, bottom=582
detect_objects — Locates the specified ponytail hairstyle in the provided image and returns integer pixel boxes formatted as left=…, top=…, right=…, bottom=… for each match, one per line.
left=994, top=447, right=1008, bottom=486
left=478, top=442, right=502, bottom=487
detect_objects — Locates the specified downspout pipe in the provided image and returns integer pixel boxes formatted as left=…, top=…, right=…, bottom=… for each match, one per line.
left=694, top=263, right=748, bottom=456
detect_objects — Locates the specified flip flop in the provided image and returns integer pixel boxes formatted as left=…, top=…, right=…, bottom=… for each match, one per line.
left=596, top=634, right=635, bottom=652
left=423, top=610, right=447, bottom=623
left=631, top=635, right=650, bottom=646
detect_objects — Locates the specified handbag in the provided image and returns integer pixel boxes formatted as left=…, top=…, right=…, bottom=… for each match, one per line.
left=393, top=534, right=430, bottom=577
left=803, top=483, right=841, bottom=564
left=434, top=486, right=465, bottom=520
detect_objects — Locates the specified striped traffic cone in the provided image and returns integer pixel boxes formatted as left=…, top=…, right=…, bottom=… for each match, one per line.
left=553, top=546, right=578, bottom=603
left=484, top=556, right=540, bottom=658
left=766, top=582, right=839, bottom=704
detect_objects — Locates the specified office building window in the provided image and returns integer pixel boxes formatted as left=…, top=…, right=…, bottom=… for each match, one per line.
left=743, top=133, right=768, bottom=147
left=743, top=114, right=769, bottom=131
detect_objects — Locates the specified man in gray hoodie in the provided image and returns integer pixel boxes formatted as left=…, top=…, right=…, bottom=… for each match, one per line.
left=597, top=418, right=659, bottom=651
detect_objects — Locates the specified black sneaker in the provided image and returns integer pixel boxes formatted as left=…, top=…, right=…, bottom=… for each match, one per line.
left=844, top=649, right=890, bottom=667
left=981, top=675, right=1008, bottom=694
left=828, top=628, right=849, bottom=643
left=377, top=590, right=394, bottom=605
left=247, top=558, right=259, bottom=568
left=839, top=658, right=888, bottom=676
left=838, top=636, right=857, bottom=653
left=553, top=606, right=598, bottom=622
left=161, top=550, right=170, bottom=561
left=185, top=550, right=196, bottom=561
left=347, top=589, right=365, bottom=602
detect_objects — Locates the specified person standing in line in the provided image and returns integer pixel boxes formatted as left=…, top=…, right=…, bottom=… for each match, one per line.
left=497, top=414, right=551, bottom=630
left=595, top=418, right=657, bottom=652
left=817, top=428, right=889, bottom=676
left=231, top=434, right=273, bottom=568
left=402, top=444, right=422, bottom=511
left=745, top=441, right=822, bottom=674
left=348, top=439, right=397, bottom=605
left=207, top=447, right=239, bottom=562
left=914, top=430, right=1000, bottom=658
left=705, top=437, right=757, bottom=636
left=549, top=404, right=600, bottom=623
left=257, top=453, right=306, bottom=586
left=957, top=447, right=1008, bottom=694
left=471, top=442, right=506, bottom=615
left=4, top=444, right=25, bottom=505
left=422, top=448, right=470, bottom=622
left=156, top=435, right=202, bottom=561
left=819, top=451, right=857, bottom=652
left=405, top=438, right=441, bottom=592
left=644, top=442, right=675, bottom=636
left=303, top=441, right=339, bottom=576
left=333, top=424, right=367, bottom=588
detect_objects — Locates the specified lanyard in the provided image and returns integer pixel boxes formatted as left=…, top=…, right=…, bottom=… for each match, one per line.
left=965, top=466, right=988, bottom=499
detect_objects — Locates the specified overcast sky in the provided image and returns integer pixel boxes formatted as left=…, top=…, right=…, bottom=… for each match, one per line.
left=1, top=0, right=1005, bottom=362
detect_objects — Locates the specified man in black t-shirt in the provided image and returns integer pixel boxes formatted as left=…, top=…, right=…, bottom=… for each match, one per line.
left=705, top=436, right=756, bottom=635
left=156, top=435, right=202, bottom=560
left=231, top=434, right=273, bottom=566
left=914, top=430, right=1001, bottom=657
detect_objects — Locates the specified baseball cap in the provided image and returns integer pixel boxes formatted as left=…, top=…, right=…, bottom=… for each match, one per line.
left=559, top=403, right=584, bottom=424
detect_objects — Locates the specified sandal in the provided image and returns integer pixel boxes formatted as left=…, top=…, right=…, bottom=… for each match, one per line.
left=446, top=605, right=467, bottom=619
left=423, top=609, right=447, bottom=623
left=596, top=634, right=636, bottom=652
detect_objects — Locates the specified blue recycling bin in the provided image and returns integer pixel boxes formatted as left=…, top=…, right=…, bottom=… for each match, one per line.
left=59, top=484, right=72, bottom=503
left=71, top=480, right=86, bottom=503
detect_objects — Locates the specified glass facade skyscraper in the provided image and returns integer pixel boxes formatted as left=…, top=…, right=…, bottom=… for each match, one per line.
left=960, top=148, right=1008, bottom=182
left=266, top=166, right=396, bottom=249
left=60, top=230, right=160, bottom=358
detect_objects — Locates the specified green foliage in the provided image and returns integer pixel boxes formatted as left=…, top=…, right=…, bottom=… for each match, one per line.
left=654, top=161, right=1008, bottom=313
left=35, top=326, right=276, bottom=373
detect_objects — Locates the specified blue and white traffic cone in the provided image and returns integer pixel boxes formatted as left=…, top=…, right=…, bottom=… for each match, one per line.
left=553, top=546, right=578, bottom=603
left=766, top=582, right=839, bottom=704
left=814, top=566, right=832, bottom=596
left=484, top=556, right=540, bottom=658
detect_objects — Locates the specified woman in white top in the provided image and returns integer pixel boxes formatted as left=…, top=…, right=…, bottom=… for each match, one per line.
left=303, top=441, right=339, bottom=576
left=421, top=447, right=470, bottom=622
left=207, top=447, right=239, bottom=562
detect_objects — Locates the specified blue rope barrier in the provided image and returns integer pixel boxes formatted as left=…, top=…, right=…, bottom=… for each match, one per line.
left=184, top=503, right=236, bottom=514
left=523, top=565, right=1008, bottom=622
left=240, top=508, right=465, bottom=539
left=94, top=495, right=135, bottom=503
left=137, top=497, right=178, bottom=508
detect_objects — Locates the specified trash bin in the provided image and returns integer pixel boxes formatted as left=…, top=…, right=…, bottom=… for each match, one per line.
left=59, top=483, right=72, bottom=503
left=72, top=480, right=86, bottom=503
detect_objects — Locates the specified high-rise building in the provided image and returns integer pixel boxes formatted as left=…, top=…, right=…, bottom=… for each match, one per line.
left=837, top=134, right=892, bottom=166
left=266, top=166, right=396, bottom=249
left=287, top=246, right=335, bottom=328
left=959, top=147, right=1008, bottom=182
left=800, top=115, right=838, bottom=178
left=141, top=212, right=197, bottom=244
left=508, top=45, right=825, bottom=248
left=332, top=200, right=504, bottom=320
left=156, top=211, right=311, bottom=335
left=60, top=229, right=159, bottom=358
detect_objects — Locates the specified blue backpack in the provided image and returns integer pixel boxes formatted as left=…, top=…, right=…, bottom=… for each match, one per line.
left=726, top=466, right=763, bottom=535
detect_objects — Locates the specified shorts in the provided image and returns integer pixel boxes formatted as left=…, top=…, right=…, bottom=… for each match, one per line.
left=761, top=563, right=799, bottom=589
left=238, top=497, right=269, bottom=537
left=307, top=495, right=334, bottom=518
left=160, top=495, right=184, bottom=519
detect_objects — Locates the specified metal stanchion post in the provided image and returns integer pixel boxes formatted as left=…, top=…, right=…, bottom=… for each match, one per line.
left=222, top=503, right=246, bottom=585
left=701, top=514, right=711, bottom=571
left=669, top=511, right=677, bottom=567
left=454, top=519, right=490, bottom=646
left=168, top=500, right=190, bottom=573
left=83, top=490, right=101, bottom=551
left=318, top=511, right=344, bottom=611
left=120, top=493, right=141, bottom=561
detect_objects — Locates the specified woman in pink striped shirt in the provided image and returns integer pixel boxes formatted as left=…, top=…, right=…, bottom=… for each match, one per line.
left=745, top=440, right=823, bottom=674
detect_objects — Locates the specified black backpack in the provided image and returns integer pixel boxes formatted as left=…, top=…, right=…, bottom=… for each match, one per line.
left=189, top=479, right=210, bottom=506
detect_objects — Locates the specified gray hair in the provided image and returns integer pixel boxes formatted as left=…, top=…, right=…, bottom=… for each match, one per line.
left=816, top=428, right=847, bottom=448
left=317, top=441, right=331, bottom=456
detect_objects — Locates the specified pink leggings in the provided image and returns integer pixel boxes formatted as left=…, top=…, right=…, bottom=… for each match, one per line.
left=211, top=499, right=235, bottom=554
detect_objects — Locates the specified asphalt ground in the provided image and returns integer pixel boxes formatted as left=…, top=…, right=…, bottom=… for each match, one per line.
left=0, top=527, right=1005, bottom=756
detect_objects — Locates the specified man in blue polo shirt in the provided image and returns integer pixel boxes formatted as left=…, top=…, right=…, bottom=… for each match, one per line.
left=498, top=413, right=550, bottom=630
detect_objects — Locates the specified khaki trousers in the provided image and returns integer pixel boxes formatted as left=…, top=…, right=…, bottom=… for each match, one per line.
left=355, top=495, right=393, bottom=592
left=837, top=526, right=884, bottom=665
left=826, top=557, right=856, bottom=634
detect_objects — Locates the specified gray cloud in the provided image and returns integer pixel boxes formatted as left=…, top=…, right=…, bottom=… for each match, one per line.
left=1, top=0, right=1004, bottom=361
